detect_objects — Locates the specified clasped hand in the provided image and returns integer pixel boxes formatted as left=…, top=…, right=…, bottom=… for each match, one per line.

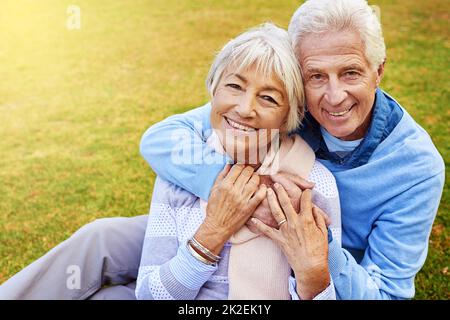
left=251, top=182, right=331, bottom=299
left=195, top=164, right=331, bottom=299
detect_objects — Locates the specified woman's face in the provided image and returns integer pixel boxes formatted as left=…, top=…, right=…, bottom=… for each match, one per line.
left=210, top=65, right=290, bottom=165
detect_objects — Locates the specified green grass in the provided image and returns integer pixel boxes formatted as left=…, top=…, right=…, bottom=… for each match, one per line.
left=0, top=0, right=448, bottom=299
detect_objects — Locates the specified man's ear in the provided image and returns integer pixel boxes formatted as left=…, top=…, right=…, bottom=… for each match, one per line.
left=375, top=60, right=386, bottom=87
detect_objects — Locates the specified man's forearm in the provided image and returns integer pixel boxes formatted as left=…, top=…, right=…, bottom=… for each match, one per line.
left=328, top=240, right=395, bottom=299
left=140, top=104, right=228, bottom=200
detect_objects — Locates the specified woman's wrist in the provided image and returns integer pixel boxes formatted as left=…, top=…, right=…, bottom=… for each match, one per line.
left=194, top=223, right=227, bottom=256
left=186, top=240, right=218, bottom=265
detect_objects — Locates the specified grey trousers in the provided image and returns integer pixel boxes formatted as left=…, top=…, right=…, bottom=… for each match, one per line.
left=0, top=215, right=148, bottom=300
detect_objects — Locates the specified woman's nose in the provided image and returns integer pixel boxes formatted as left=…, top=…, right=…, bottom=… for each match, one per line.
left=236, top=95, right=257, bottom=117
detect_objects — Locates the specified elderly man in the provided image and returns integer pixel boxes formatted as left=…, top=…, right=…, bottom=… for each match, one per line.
left=0, top=0, right=444, bottom=300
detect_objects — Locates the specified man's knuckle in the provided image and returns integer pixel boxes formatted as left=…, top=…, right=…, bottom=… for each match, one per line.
left=243, top=166, right=253, bottom=173
left=279, top=199, right=290, bottom=208
left=292, top=189, right=302, bottom=197
left=248, top=178, right=258, bottom=188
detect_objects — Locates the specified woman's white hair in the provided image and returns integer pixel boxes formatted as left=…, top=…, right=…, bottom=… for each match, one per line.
left=206, top=23, right=304, bottom=132
left=288, top=0, right=386, bottom=70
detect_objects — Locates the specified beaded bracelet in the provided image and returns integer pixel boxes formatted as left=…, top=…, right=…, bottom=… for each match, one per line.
left=186, top=240, right=216, bottom=265
left=190, top=237, right=221, bottom=262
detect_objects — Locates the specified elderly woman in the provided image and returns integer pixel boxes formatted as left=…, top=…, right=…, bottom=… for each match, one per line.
left=135, top=23, right=341, bottom=300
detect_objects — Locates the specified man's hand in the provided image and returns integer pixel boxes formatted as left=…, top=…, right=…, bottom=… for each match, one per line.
left=246, top=173, right=316, bottom=233
left=271, top=172, right=315, bottom=212
left=247, top=197, right=277, bottom=234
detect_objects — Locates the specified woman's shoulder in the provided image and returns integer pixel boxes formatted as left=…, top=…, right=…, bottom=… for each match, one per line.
left=152, top=176, right=200, bottom=209
left=308, top=160, right=338, bottom=198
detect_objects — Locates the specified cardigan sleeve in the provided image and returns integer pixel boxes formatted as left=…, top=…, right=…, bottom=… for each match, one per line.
left=135, top=177, right=217, bottom=300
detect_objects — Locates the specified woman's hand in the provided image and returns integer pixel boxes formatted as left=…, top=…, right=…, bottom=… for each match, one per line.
left=194, top=164, right=267, bottom=255
left=251, top=183, right=330, bottom=300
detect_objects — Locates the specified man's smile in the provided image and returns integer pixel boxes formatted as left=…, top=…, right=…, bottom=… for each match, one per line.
left=322, top=103, right=356, bottom=119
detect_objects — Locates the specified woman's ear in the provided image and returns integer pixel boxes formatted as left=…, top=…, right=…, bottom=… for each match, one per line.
left=278, top=119, right=289, bottom=135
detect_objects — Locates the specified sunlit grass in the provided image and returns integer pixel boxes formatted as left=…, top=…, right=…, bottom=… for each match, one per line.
left=0, top=0, right=448, bottom=299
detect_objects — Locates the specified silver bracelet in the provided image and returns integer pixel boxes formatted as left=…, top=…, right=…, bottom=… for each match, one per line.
left=190, top=237, right=221, bottom=262
left=186, top=240, right=216, bottom=265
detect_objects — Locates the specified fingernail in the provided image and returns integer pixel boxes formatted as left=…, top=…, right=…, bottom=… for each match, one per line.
left=274, top=183, right=280, bottom=188
left=250, top=218, right=257, bottom=224
left=267, top=188, right=273, bottom=195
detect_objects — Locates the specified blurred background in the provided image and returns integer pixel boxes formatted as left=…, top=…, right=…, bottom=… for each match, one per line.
left=0, top=0, right=448, bottom=299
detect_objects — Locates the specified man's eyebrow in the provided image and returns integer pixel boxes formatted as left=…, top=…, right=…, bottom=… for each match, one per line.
left=303, top=67, right=323, bottom=74
left=342, top=64, right=364, bottom=71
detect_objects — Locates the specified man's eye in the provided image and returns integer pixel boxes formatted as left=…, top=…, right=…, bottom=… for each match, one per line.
left=310, top=74, right=324, bottom=81
left=226, top=83, right=242, bottom=90
left=344, top=71, right=360, bottom=79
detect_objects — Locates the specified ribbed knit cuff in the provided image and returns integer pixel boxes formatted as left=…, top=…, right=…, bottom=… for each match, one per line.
left=328, top=236, right=347, bottom=281
left=169, top=245, right=217, bottom=290
left=327, top=227, right=333, bottom=243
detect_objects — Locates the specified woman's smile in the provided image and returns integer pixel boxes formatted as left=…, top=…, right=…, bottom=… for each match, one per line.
left=223, top=116, right=258, bottom=134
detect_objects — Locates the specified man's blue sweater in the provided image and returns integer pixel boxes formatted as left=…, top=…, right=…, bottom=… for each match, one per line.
left=140, top=89, right=445, bottom=299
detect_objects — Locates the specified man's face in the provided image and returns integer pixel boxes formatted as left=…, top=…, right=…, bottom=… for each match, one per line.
left=299, top=30, right=384, bottom=141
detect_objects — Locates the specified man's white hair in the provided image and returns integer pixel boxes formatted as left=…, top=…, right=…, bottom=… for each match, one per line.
left=206, top=23, right=304, bottom=132
left=288, top=0, right=386, bottom=70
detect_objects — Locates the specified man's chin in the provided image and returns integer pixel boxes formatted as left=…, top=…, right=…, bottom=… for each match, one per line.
left=324, top=126, right=355, bottom=140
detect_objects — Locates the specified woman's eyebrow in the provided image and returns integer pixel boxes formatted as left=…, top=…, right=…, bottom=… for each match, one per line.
left=228, top=73, right=284, bottom=98
left=228, top=73, right=247, bottom=83
left=261, top=85, right=283, bottom=95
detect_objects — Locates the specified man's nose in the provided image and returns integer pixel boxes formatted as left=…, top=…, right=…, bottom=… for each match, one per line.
left=324, top=77, right=347, bottom=107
